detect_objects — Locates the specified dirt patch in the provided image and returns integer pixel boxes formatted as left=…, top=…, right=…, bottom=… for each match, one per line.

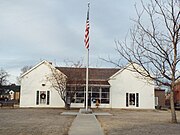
left=0, top=108, right=77, bottom=135
left=94, top=109, right=180, bottom=135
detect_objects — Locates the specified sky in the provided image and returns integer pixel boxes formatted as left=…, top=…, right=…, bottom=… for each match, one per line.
left=0, top=0, right=139, bottom=84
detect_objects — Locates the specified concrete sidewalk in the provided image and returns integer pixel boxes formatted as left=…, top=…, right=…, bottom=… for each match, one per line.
left=68, top=114, right=104, bottom=135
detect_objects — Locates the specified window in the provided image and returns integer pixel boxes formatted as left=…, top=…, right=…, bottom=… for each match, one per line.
left=101, top=87, right=110, bottom=104
left=92, top=93, right=100, bottom=98
left=69, top=87, right=85, bottom=103
left=40, top=91, right=46, bottom=104
left=129, top=93, right=135, bottom=105
left=126, top=93, right=139, bottom=107
left=92, top=87, right=100, bottom=92
left=102, top=88, right=109, bottom=92
left=101, top=93, right=109, bottom=98
left=69, top=86, right=110, bottom=104
left=76, top=92, right=84, bottom=97
left=36, top=91, right=50, bottom=105
left=75, top=90, right=84, bottom=103
left=101, top=99, right=109, bottom=104
left=91, top=87, right=100, bottom=103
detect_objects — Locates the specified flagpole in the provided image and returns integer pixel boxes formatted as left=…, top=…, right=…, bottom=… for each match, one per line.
left=85, top=2, right=90, bottom=111
left=85, top=48, right=89, bottom=111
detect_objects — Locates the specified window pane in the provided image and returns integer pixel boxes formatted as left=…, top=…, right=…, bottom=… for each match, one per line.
left=102, top=88, right=109, bottom=92
left=92, top=93, right=100, bottom=98
left=76, top=92, right=84, bottom=97
left=92, top=87, right=100, bottom=92
left=129, top=93, right=135, bottom=105
left=101, top=99, right=109, bottom=104
left=40, top=91, right=46, bottom=104
left=88, top=87, right=91, bottom=91
left=75, top=98, right=84, bottom=103
left=101, top=93, right=109, bottom=98
left=77, top=87, right=84, bottom=92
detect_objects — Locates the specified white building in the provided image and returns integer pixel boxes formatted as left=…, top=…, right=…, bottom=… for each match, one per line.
left=20, top=60, right=155, bottom=109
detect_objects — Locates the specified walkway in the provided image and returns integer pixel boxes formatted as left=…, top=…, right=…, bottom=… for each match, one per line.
left=67, top=109, right=105, bottom=135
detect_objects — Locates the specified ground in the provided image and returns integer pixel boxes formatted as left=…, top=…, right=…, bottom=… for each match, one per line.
left=0, top=108, right=76, bottom=135
left=94, top=109, right=180, bottom=135
left=0, top=108, right=180, bottom=135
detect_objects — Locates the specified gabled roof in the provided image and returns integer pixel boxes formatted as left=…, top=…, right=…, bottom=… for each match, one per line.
left=56, top=67, right=120, bottom=86
left=21, top=60, right=54, bottom=78
left=109, top=62, right=146, bottom=79
left=0, top=85, right=20, bottom=93
left=109, top=63, right=131, bottom=79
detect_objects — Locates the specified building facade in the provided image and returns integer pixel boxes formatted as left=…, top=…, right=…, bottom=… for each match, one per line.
left=20, top=60, right=155, bottom=109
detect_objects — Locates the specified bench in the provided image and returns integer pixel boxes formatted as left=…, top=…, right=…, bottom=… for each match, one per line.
left=0, top=101, right=14, bottom=108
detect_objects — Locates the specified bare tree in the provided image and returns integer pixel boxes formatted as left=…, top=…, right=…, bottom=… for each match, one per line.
left=46, top=66, right=69, bottom=109
left=17, top=66, right=32, bottom=84
left=64, top=58, right=84, bottom=68
left=0, top=68, right=9, bottom=86
left=63, top=58, right=84, bottom=106
left=105, top=0, right=179, bottom=123
left=20, top=66, right=32, bottom=74
left=47, top=59, right=84, bottom=109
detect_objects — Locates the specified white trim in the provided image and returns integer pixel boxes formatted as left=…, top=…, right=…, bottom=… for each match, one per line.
left=21, top=60, right=67, bottom=79
left=109, top=63, right=131, bottom=79
left=21, top=60, right=49, bottom=78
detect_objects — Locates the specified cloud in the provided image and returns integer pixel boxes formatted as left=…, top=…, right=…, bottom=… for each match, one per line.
left=0, top=0, right=138, bottom=83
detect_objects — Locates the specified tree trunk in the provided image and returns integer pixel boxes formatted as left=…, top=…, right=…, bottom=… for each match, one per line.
left=170, top=90, right=177, bottom=123
left=65, top=102, right=70, bottom=110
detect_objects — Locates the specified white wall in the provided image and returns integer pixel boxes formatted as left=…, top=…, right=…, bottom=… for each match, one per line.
left=20, top=62, right=64, bottom=108
left=110, top=68, right=155, bottom=109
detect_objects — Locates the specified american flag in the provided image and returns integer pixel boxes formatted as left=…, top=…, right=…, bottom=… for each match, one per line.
left=84, top=3, right=90, bottom=49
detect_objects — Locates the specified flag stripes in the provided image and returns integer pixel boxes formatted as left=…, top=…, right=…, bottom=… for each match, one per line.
left=84, top=3, right=90, bottom=49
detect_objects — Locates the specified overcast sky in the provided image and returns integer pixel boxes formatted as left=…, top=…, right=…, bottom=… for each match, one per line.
left=0, top=0, right=145, bottom=83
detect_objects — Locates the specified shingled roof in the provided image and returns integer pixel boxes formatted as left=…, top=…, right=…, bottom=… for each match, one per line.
left=56, top=67, right=120, bottom=86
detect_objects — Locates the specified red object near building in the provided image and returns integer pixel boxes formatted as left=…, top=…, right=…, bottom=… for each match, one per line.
left=155, top=88, right=165, bottom=108
left=174, top=80, right=180, bottom=104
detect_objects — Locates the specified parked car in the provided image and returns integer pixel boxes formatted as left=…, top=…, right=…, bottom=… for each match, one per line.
left=175, top=103, right=180, bottom=110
